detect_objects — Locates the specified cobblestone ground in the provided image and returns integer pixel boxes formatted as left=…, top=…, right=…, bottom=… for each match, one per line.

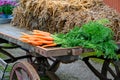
left=56, top=60, right=99, bottom=80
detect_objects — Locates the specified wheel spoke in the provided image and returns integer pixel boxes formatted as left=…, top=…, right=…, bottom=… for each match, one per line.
left=107, top=66, right=116, bottom=77
left=114, top=64, right=120, bottom=77
left=101, top=60, right=110, bottom=78
left=21, top=69, right=29, bottom=80
left=15, top=70, right=23, bottom=80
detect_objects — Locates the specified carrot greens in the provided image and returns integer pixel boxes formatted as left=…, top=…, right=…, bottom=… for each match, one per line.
left=52, top=19, right=118, bottom=60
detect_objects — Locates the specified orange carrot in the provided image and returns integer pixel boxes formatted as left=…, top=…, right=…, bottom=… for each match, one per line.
left=29, top=37, right=40, bottom=41
left=20, top=30, right=54, bottom=46
left=29, top=41, right=43, bottom=46
left=29, top=39, right=53, bottom=45
left=41, top=43, right=57, bottom=48
left=20, top=35, right=31, bottom=38
left=42, top=41, right=54, bottom=44
left=20, top=32, right=32, bottom=38
left=19, top=38, right=30, bottom=43
left=41, top=37, right=54, bottom=41
left=32, top=32, right=50, bottom=37
left=33, top=35, right=54, bottom=41
left=33, top=30, right=51, bottom=36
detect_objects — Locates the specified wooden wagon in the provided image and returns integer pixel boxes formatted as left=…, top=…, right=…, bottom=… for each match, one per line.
left=0, top=24, right=120, bottom=80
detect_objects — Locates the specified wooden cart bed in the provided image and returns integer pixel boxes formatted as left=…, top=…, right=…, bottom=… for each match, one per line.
left=0, top=24, right=83, bottom=57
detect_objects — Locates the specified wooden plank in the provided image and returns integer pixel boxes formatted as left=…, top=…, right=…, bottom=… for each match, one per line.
left=0, top=24, right=83, bottom=57
left=0, top=58, right=7, bottom=68
left=2, top=48, right=26, bottom=57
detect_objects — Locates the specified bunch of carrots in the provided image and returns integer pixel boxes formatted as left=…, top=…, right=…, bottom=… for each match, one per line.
left=19, top=30, right=57, bottom=48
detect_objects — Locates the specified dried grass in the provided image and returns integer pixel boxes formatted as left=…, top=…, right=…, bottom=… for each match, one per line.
left=11, top=0, right=120, bottom=41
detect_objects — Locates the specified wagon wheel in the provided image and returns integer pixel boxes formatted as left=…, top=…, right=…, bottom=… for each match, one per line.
left=82, top=56, right=120, bottom=80
left=10, top=61, right=40, bottom=80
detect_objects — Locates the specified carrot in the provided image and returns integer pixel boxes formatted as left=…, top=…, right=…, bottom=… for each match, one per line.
left=33, top=35, right=54, bottom=41
left=20, top=31, right=55, bottom=46
left=29, top=41, right=43, bottom=46
left=41, top=37, right=54, bottom=41
left=36, top=41, right=43, bottom=45
left=42, top=41, right=54, bottom=44
left=19, top=38, right=30, bottom=43
left=29, top=37, right=40, bottom=41
left=29, top=38, right=53, bottom=45
left=32, top=32, right=50, bottom=37
left=20, top=32, right=32, bottom=38
left=20, top=35, right=31, bottom=38
left=33, top=30, right=51, bottom=36
left=41, top=43, right=57, bottom=48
